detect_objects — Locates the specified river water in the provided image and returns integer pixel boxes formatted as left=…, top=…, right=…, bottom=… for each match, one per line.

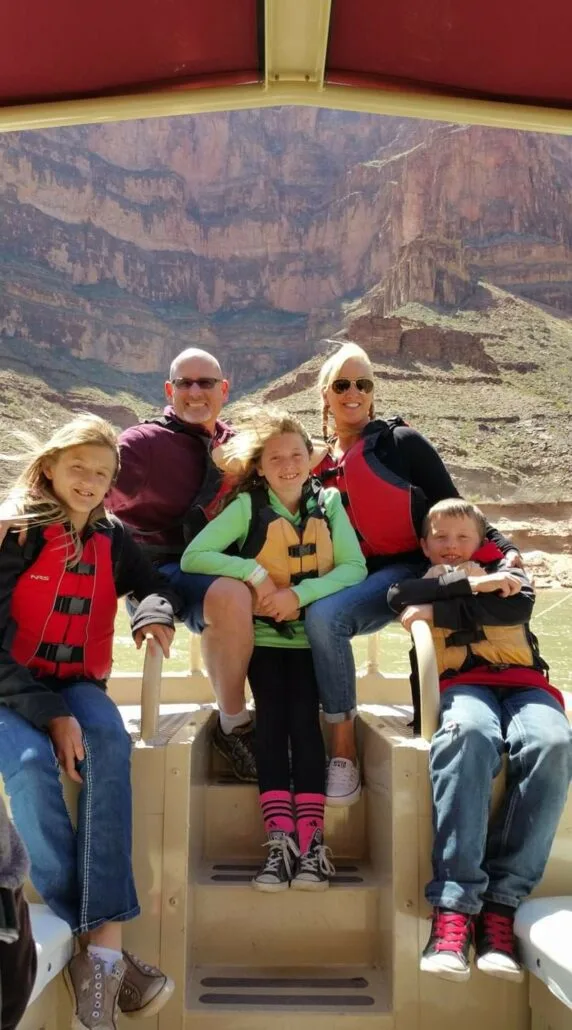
left=113, top=588, right=572, bottom=694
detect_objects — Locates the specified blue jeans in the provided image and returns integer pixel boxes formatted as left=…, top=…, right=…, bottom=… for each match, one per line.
left=158, top=563, right=216, bottom=634
left=304, top=560, right=425, bottom=720
left=427, top=685, right=572, bottom=914
left=0, top=682, right=139, bottom=934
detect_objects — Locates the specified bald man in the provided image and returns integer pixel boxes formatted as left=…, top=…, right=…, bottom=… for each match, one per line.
left=108, top=348, right=256, bottom=781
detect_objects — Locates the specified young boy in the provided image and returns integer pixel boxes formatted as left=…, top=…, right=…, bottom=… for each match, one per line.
left=387, top=498, right=572, bottom=983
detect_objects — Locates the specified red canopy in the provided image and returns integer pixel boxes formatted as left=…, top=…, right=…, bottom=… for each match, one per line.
left=2, top=1, right=572, bottom=122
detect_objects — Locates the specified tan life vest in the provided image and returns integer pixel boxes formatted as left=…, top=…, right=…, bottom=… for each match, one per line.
left=431, top=622, right=539, bottom=678
left=239, top=481, right=334, bottom=588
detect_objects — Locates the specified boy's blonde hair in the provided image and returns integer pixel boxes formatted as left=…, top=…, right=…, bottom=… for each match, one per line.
left=220, top=406, right=313, bottom=506
left=421, top=498, right=487, bottom=543
left=1, top=415, right=119, bottom=557
left=318, top=342, right=375, bottom=440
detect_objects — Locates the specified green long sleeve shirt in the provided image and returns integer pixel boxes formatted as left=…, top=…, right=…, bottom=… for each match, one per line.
left=181, top=485, right=367, bottom=647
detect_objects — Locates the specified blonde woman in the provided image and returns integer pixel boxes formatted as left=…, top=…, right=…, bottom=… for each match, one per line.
left=307, top=343, right=521, bottom=805
left=0, top=416, right=177, bottom=1030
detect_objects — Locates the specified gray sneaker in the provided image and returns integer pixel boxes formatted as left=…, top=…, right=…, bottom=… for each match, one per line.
left=212, top=717, right=257, bottom=782
left=64, top=951, right=125, bottom=1030
left=119, top=950, right=175, bottom=1018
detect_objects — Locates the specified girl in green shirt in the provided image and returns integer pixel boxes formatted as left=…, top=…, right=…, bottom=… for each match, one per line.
left=181, top=408, right=366, bottom=891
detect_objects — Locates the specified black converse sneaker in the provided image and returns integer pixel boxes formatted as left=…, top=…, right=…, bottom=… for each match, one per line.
left=291, top=829, right=335, bottom=892
left=420, top=908, right=474, bottom=982
left=253, top=832, right=299, bottom=892
left=475, top=905, right=524, bottom=982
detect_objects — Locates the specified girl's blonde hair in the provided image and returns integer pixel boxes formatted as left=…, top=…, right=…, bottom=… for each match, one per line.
left=1, top=415, right=119, bottom=560
left=318, top=342, right=375, bottom=440
left=219, top=406, right=313, bottom=507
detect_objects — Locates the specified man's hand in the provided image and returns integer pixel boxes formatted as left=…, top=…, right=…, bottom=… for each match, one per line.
left=455, top=561, right=487, bottom=577
left=469, top=571, right=522, bottom=597
left=47, top=716, right=84, bottom=784
left=400, top=604, right=434, bottom=632
left=134, top=624, right=175, bottom=658
left=259, top=588, right=300, bottom=623
left=504, top=549, right=524, bottom=570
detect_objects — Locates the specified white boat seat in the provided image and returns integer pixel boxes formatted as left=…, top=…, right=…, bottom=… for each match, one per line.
left=514, top=896, right=572, bottom=1012
left=27, top=903, right=74, bottom=1005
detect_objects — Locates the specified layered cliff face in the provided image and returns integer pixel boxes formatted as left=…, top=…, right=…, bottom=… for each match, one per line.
left=2, top=111, right=572, bottom=392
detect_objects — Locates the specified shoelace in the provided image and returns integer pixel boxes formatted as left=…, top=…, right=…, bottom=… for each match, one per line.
left=481, top=912, right=514, bottom=954
left=433, top=910, right=472, bottom=952
left=262, top=835, right=300, bottom=878
left=298, top=842, right=336, bottom=878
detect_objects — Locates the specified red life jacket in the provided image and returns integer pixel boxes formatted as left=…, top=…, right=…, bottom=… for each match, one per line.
left=10, top=523, right=118, bottom=682
left=320, top=419, right=424, bottom=558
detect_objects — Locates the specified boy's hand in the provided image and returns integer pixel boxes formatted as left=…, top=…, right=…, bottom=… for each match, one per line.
left=469, top=572, right=522, bottom=597
left=456, top=561, right=487, bottom=577
left=259, top=588, right=300, bottom=622
left=423, top=564, right=449, bottom=578
left=134, top=624, right=174, bottom=658
left=47, top=716, right=84, bottom=784
left=400, top=604, right=434, bottom=632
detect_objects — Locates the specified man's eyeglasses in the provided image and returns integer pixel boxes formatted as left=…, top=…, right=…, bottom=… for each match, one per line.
left=331, top=377, right=374, bottom=395
left=171, top=377, right=222, bottom=390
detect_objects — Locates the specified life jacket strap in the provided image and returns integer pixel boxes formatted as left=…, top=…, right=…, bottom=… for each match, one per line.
left=288, top=543, right=316, bottom=558
left=445, top=627, right=487, bottom=647
left=54, top=596, right=92, bottom=616
left=36, top=643, right=84, bottom=664
left=68, top=562, right=96, bottom=576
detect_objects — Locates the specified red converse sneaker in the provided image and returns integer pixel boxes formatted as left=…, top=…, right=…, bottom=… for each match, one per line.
left=420, top=908, right=474, bottom=982
left=475, top=906, right=524, bottom=982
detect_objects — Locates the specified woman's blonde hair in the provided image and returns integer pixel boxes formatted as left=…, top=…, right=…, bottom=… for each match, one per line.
left=219, top=406, right=313, bottom=507
left=1, top=415, right=119, bottom=560
left=318, top=342, right=375, bottom=440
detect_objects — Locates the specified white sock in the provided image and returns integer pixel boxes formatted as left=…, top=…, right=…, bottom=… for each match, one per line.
left=87, top=944, right=123, bottom=972
left=219, top=707, right=251, bottom=735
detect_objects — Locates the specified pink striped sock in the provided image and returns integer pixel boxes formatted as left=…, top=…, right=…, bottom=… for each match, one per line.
left=260, top=790, right=295, bottom=836
left=294, top=792, right=325, bottom=853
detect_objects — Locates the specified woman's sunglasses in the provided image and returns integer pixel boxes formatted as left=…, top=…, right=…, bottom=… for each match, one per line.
left=171, top=377, right=222, bottom=390
left=331, top=377, right=374, bottom=395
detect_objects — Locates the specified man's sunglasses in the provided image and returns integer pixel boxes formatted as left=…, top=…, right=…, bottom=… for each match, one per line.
left=331, top=377, right=374, bottom=395
left=171, top=377, right=222, bottom=390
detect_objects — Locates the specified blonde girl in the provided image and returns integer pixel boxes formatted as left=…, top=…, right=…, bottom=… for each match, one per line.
left=182, top=407, right=366, bottom=891
left=0, top=415, right=178, bottom=1030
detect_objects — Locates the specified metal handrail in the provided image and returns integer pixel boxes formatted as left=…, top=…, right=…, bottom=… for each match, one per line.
left=411, top=620, right=441, bottom=742
left=140, top=636, right=164, bottom=743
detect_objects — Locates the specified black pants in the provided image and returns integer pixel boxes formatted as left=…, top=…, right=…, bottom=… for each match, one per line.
left=248, top=647, right=326, bottom=796
left=0, top=888, right=37, bottom=1030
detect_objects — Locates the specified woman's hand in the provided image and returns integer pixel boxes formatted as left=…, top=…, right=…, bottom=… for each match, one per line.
left=259, top=588, right=300, bottom=623
left=400, top=604, right=434, bottom=632
left=504, top=549, right=524, bottom=570
left=47, top=716, right=85, bottom=784
left=134, top=624, right=175, bottom=658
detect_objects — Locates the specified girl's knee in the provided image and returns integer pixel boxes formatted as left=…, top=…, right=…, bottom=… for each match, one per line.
left=204, top=577, right=252, bottom=622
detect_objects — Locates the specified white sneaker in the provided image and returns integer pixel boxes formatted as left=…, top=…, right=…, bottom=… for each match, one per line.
left=326, top=758, right=361, bottom=807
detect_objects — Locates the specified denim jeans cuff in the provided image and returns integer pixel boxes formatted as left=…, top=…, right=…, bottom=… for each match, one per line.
left=77, top=903, right=141, bottom=936
left=482, top=891, right=519, bottom=910
left=322, top=708, right=357, bottom=724
left=425, top=890, right=481, bottom=916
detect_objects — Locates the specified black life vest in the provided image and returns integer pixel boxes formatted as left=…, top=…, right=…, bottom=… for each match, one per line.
left=138, top=415, right=231, bottom=554
left=10, top=522, right=118, bottom=682
left=320, top=419, right=425, bottom=558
